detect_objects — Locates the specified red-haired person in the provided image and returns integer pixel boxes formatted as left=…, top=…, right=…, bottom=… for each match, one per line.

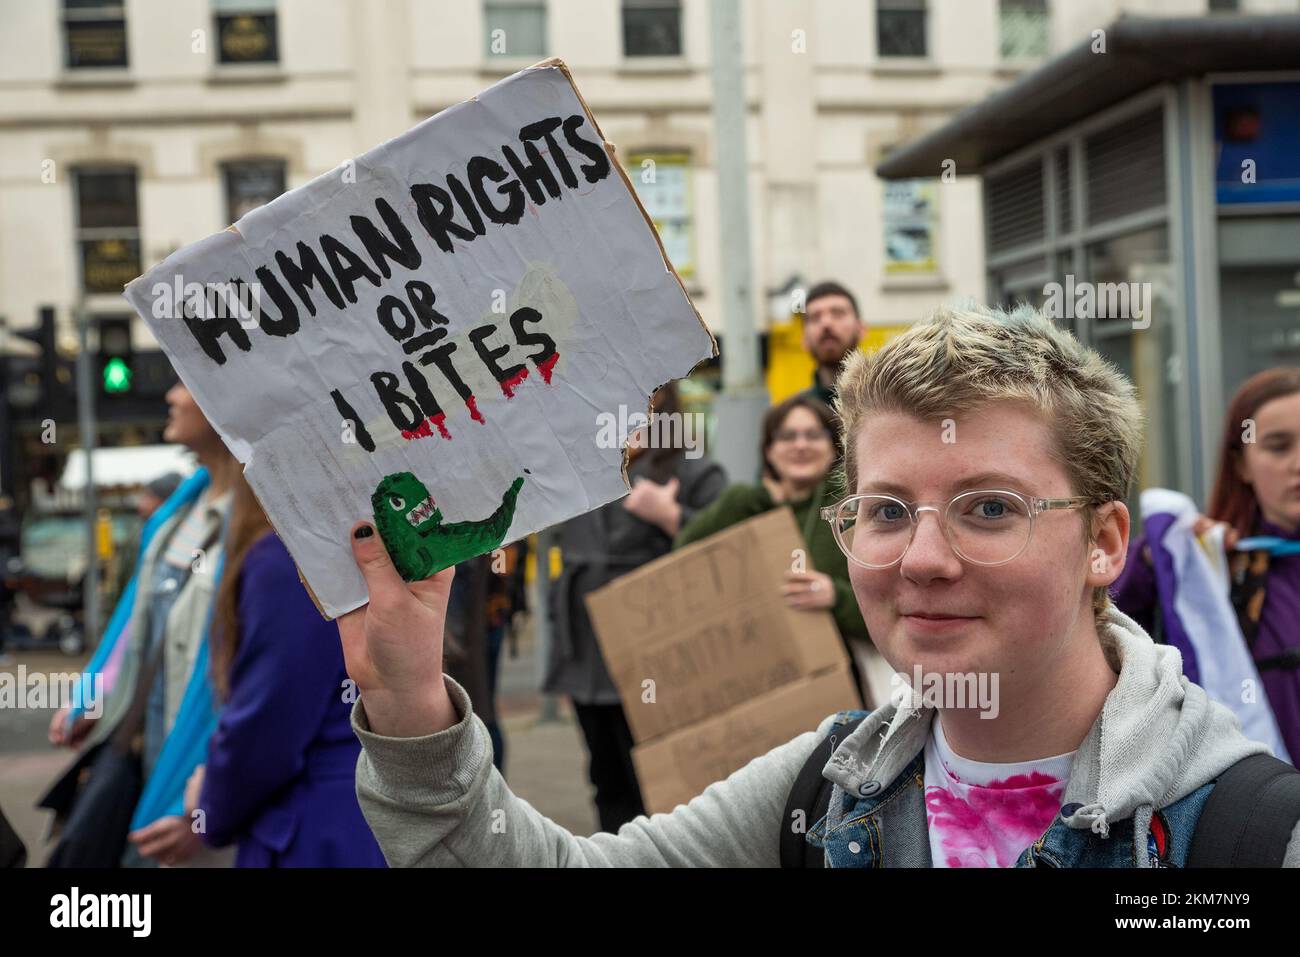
left=1113, top=368, right=1300, bottom=764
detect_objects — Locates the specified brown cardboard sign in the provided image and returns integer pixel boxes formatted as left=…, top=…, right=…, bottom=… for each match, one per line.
left=632, top=665, right=861, bottom=815
left=584, top=508, right=849, bottom=742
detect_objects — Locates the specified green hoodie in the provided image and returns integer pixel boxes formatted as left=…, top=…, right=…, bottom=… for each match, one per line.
left=673, top=477, right=868, bottom=644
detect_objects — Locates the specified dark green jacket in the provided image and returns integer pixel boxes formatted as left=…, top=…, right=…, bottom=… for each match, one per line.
left=673, top=478, right=868, bottom=643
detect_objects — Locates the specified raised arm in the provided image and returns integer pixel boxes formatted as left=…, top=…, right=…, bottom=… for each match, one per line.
left=339, top=519, right=822, bottom=868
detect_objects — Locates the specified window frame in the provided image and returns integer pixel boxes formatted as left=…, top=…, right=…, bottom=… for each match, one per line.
left=998, top=0, right=1049, bottom=62
left=483, top=0, right=548, bottom=62
left=626, top=150, right=695, bottom=279
left=622, top=0, right=684, bottom=60
left=221, top=157, right=288, bottom=225
left=876, top=0, right=929, bottom=61
left=62, top=0, right=129, bottom=71
left=212, top=0, right=280, bottom=67
left=72, top=166, right=143, bottom=297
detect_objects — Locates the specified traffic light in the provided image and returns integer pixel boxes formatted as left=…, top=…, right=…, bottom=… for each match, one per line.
left=103, top=356, right=131, bottom=393
left=14, top=307, right=58, bottom=406
left=97, top=316, right=133, bottom=396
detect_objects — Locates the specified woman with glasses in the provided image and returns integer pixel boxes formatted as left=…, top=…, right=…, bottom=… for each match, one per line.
left=335, top=304, right=1300, bottom=868
left=673, top=395, right=878, bottom=702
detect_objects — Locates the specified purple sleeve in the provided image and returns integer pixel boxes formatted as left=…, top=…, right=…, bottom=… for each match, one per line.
left=199, top=534, right=344, bottom=848
left=1110, top=531, right=1157, bottom=621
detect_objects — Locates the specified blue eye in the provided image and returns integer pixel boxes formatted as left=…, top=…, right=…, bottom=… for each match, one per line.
left=868, top=502, right=907, bottom=523
left=968, top=497, right=1019, bottom=520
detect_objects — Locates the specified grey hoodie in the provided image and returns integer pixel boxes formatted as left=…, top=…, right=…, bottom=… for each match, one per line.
left=352, top=608, right=1300, bottom=866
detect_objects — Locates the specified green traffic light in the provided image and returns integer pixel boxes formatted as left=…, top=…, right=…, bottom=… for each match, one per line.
left=103, top=356, right=132, bottom=393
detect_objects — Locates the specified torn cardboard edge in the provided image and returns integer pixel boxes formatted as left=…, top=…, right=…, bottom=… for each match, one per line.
left=536, top=58, right=718, bottom=493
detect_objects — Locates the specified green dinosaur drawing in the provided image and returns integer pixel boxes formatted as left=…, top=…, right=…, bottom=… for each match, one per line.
left=371, top=472, right=525, bottom=581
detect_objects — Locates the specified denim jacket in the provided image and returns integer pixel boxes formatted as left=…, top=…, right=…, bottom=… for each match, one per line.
left=809, top=709, right=1217, bottom=868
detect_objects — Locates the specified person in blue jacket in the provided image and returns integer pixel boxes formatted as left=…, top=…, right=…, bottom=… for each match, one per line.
left=187, top=475, right=386, bottom=867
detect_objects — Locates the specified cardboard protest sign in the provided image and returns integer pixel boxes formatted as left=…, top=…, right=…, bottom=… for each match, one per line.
left=632, top=665, right=860, bottom=814
left=124, top=60, right=714, bottom=618
left=584, top=508, right=851, bottom=742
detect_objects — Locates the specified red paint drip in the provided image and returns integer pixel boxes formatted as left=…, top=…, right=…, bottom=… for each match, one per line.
left=466, top=395, right=485, bottom=423
left=402, top=414, right=451, bottom=441
left=501, top=366, right=530, bottom=398
left=401, top=419, right=432, bottom=440
left=537, top=351, right=560, bottom=384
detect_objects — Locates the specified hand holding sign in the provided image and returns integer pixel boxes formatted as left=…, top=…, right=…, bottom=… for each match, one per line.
left=337, top=524, right=459, bottom=739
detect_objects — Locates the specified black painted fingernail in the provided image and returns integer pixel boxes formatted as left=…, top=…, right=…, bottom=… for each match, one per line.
left=354, top=525, right=374, bottom=540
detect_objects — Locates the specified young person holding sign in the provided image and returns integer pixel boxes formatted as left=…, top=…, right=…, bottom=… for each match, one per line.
left=337, top=304, right=1300, bottom=868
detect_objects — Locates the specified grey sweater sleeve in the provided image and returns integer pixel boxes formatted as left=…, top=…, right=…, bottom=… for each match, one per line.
left=352, top=675, right=826, bottom=867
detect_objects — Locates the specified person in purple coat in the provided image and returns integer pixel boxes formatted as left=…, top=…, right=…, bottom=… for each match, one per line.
left=186, top=477, right=387, bottom=867
left=1112, top=367, right=1300, bottom=765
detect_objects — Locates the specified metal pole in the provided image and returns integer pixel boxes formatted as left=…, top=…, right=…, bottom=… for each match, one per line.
left=75, top=303, right=100, bottom=647
left=533, top=526, right=559, bottom=722
left=709, top=0, right=768, bottom=483
left=0, top=316, right=12, bottom=502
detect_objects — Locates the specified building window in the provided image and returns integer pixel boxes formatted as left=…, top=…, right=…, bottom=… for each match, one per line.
left=63, top=0, right=128, bottom=69
left=628, top=153, right=694, bottom=278
left=1208, top=0, right=1239, bottom=12
left=223, top=159, right=286, bottom=223
left=213, top=0, right=279, bottom=65
left=1000, top=0, right=1048, bottom=60
left=623, top=0, right=682, bottom=58
left=484, top=1, right=546, bottom=58
left=74, top=168, right=141, bottom=295
left=883, top=179, right=938, bottom=274
left=877, top=0, right=927, bottom=59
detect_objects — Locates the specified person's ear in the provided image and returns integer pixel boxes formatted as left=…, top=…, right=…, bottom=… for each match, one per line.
left=1085, top=500, right=1130, bottom=590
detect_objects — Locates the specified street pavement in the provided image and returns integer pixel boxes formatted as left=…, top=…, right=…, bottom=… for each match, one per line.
left=0, top=620, right=598, bottom=866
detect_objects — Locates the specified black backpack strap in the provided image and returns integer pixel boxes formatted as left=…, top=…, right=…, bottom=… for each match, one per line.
left=1187, top=752, right=1300, bottom=867
left=779, top=716, right=868, bottom=868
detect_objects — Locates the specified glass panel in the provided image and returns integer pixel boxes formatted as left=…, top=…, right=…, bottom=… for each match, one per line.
left=1085, top=226, right=1179, bottom=499
left=77, top=170, right=138, bottom=229
left=988, top=257, right=1049, bottom=313
left=883, top=179, right=938, bottom=274
left=623, top=1, right=682, bottom=57
left=224, top=160, right=286, bottom=223
left=628, top=152, right=693, bottom=276
left=80, top=238, right=142, bottom=294
left=877, top=0, right=926, bottom=58
left=217, top=12, right=278, bottom=63
left=484, top=2, right=546, bottom=58
left=1000, top=0, right=1047, bottom=59
left=1219, top=266, right=1300, bottom=410
left=65, top=18, right=128, bottom=68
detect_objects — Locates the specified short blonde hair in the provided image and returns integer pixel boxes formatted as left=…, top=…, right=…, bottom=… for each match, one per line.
left=833, top=303, right=1144, bottom=622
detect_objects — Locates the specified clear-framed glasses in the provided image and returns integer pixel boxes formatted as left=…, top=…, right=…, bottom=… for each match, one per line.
left=772, top=427, right=832, bottom=445
left=819, top=489, right=1099, bottom=569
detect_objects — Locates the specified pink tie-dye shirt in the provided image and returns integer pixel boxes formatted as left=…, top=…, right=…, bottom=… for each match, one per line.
left=924, top=717, right=1075, bottom=868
